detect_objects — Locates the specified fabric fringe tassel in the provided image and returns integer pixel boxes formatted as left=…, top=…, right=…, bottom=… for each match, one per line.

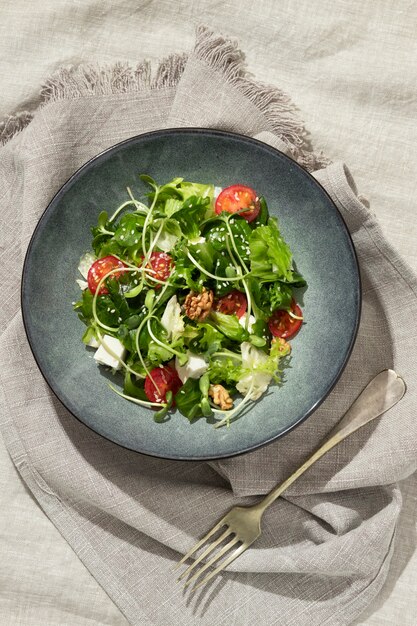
left=0, top=52, right=187, bottom=145
left=40, top=53, right=188, bottom=102
left=0, top=111, right=34, bottom=145
left=0, top=26, right=329, bottom=170
left=193, top=25, right=330, bottom=170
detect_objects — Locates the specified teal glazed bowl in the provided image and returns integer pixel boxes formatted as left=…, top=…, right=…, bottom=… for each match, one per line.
left=21, top=129, right=361, bottom=460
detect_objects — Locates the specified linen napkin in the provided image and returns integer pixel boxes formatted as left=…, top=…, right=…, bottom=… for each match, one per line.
left=1, top=26, right=417, bottom=626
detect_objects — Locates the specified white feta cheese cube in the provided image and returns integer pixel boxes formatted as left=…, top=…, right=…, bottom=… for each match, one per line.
left=175, top=353, right=208, bottom=383
left=78, top=252, right=96, bottom=279
left=76, top=278, right=88, bottom=291
left=94, top=335, right=126, bottom=370
left=214, top=186, right=223, bottom=198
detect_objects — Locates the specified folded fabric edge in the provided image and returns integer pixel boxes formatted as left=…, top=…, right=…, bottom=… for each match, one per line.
left=0, top=52, right=188, bottom=147
left=0, top=406, right=402, bottom=626
left=194, top=25, right=329, bottom=171
left=0, top=25, right=329, bottom=172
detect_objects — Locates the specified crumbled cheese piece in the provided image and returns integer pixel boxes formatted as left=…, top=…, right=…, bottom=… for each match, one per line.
left=94, top=335, right=126, bottom=370
left=78, top=252, right=96, bottom=279
left=76, top=279, right=88, bottom=291
left=175, top=353, right=208, bottom=383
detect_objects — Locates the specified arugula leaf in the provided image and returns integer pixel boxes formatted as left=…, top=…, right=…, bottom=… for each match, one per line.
left=212, top=254, right=234, bottom=297
left=139, top=174, right=158, bottom=191
left=95, top=295, right=122, bottom=327
left=106, top=278, right=131, bottom=320
left=114, top=213, right=145, bottom=248
left=188, top=240, right=216, bottom=274
left=174, top=378, right=204, bottom=421
left=280, top=270, right=307, bottom=288
left=123, top=371, right=148, bottom=400
left=210, top=311, right=250, bottom=343
left=94, top=237, right=124, bottom=259
left=173, top=196, right=211, bottom=239
left=228, top=217, right=252, bottom=263
left=251, top=196, right=269, bottom=228
left=171, top=249, right=205, bottom=292
left=203, top=220, right=228, bottom=252
left=73, top=288, right=93, bottom=325
left=81, top=325, right=97, bottom=345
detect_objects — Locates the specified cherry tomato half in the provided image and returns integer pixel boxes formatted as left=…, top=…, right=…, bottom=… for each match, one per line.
left=214, top=290, right=247, bottom=319
left=142, top=251, right=173, bottom=288
left=268, top=299, right=303, bottom=339
left=87, top=255, right=127, bottom=295
left=215, top=185, right=260, bottom=223
left=144, top=366, right=182, bottom=404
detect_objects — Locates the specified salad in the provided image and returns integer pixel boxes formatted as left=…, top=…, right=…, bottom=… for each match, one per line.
left=73, top=175, right=306, bottom=428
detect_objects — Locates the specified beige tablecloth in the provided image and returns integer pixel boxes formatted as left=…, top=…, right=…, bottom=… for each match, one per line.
left=1, top=2, right=417, bottom=625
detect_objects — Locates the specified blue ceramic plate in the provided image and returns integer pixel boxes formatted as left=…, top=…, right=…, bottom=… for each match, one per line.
left=21, top=129, right=360, bottom=460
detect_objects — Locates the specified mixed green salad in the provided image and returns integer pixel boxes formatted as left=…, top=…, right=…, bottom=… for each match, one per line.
left=73, top=175, right=306, bottom=428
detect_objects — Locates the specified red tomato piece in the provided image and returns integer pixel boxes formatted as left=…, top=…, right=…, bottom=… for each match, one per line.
left=142, top=251, right=173, bottom=288
left=268, top=299, right=303, bottom=339
left=215, top=185, right=260, bottom=223
left=144, top=366, right=182, bottom=404
left=87, top=255, right=127, bottom=295
left=214, top=290, right=247, bottom=319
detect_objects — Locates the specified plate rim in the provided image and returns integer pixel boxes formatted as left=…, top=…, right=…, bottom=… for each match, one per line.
left=21, top=127, right=362, bottom=461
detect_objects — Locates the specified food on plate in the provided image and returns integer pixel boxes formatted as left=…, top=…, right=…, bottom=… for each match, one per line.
left=73, top=176, right=306, bottom=427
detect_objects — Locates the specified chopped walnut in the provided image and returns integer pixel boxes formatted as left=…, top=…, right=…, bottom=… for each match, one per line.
left=184, top=288, right=214, bottom=321
left=209, top=384, right=233, bottom=411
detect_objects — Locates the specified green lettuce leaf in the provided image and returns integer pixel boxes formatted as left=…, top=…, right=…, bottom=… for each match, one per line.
left=249, top=218, right=293, bottom=282
left=208, top=356, right=242, bottom=386
left=187, top=322, right=225, bottom=355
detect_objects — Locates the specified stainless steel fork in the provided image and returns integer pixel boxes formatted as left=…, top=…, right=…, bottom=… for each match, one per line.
left=175, top=369, right=406, bottom=592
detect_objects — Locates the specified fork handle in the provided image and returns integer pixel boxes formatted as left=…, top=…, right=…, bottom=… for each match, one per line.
left=254, top=370, right=405, bottom=514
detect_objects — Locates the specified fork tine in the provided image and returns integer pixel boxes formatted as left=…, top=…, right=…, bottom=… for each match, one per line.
left=183, top=535, right=239, bottom=589
left=177, top=528, right=232, bottom=581
left=173, top=518, right=228, bottom=571
left=190, top=543, right=248, bottom=593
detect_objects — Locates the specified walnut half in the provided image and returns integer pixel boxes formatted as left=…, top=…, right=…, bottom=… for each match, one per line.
left=209, top=384, right=233, bottom=411
left=184, top=288, right=214, bottom=321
